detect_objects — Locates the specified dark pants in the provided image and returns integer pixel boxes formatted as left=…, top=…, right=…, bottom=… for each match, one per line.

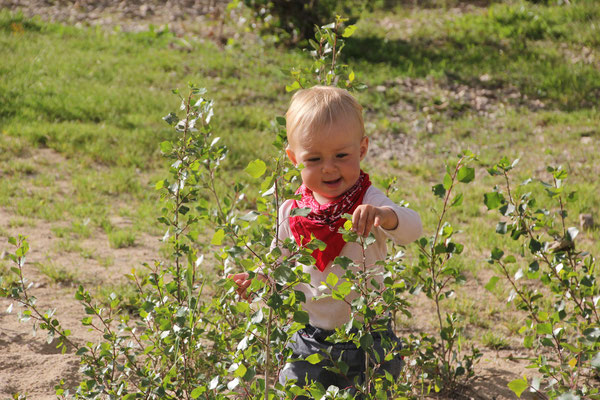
left=278, top=324, right=403, bottom=398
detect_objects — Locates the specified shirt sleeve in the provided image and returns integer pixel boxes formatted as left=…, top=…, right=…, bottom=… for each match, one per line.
left=364, top=186, right=422, bottom=245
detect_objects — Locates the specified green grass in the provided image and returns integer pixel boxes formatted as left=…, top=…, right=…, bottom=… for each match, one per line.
left=0, top=11, right=303, bottom=168
left=34, top=260, right=79, bottom=286
left=108, top=230, right=137, bottom=249
left=481, top=331, right=511, bottom=350
left=350, top=1, right=600, bottom=109
left=0, top=9, right=307, bottom=238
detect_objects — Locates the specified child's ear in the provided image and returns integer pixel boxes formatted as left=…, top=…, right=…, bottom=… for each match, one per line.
left=359, top=136, right=369, bottom=161
left=286, top=146, right=298, bottom=165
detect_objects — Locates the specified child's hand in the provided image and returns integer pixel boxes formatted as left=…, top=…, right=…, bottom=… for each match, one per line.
left=227, top=272, right=268, bottom=300
left=351, top=205, right=398, bottom=237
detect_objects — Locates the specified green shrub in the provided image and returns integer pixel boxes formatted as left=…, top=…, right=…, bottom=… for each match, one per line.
left=241, top=0, right=368, bottom=44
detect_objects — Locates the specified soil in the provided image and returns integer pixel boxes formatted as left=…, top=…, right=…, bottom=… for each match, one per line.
left=0, top=2, right=545, bottom=399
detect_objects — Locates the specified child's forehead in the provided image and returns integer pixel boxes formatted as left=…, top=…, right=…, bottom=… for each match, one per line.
left=294, top=119, right=363, bottom=147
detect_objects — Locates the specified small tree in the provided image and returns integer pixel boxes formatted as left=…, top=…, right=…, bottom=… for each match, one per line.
left=485, top=157, right=600, bottom=400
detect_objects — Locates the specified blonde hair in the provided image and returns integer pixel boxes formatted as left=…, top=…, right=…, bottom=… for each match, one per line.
left=286, top=86, right=364, bottom=147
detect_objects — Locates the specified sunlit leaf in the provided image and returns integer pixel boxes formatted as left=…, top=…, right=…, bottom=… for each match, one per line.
left=508, top=377, right=528, bottom=398
left=244, top=159, right=267, bottom=178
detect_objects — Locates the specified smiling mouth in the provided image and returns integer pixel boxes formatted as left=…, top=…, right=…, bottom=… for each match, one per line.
left=323, top=178, right=342, bottom=186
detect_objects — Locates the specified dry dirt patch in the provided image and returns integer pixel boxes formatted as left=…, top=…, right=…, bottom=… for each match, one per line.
left=0, top=201, right=162, bottom=398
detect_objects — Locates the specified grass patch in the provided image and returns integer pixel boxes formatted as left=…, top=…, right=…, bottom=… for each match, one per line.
left=34, top=260, right=78, bottom=286
left=8, top=217, right=35, bottom=228
left=108, top=230, right=136, bottom=249
left=54, top=239, right=96, bottom=259
left=98, top=255, right=115, bottom=268
left=350, top=1, right=600, bottom=109
left=481, top=331, right=511, bottom=350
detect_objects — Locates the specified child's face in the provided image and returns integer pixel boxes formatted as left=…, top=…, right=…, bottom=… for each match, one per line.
left=286, top=118, right=368, bottom=204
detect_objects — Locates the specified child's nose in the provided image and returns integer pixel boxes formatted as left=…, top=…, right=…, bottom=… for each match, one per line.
left=321, top=158, right=336, bottom=173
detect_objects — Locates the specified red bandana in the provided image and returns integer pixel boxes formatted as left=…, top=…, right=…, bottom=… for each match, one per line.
left=289, top=171, right=371, bottom=272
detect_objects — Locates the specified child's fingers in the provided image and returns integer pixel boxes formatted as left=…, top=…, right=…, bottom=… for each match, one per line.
left=353, top=207, right=367, bottom=236
left=228, top=272, right=249, bottom=282
left=373, top=215, right=381, bottom=227
left=240, top=279, right=251, bottom=289
left=354, top=206, right=376, bottom=237
left=362, top=212, right=375, bottom=237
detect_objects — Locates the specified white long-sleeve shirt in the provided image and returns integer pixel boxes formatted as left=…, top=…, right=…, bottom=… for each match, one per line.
left=275, top=186, right=422, bottom=330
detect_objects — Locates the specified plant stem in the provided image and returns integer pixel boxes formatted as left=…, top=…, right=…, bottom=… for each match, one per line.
left=264, top=306, right=273, bottom=400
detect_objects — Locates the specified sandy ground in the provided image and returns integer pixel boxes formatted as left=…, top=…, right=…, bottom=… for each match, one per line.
left=0, top=197, right=162, bottom=399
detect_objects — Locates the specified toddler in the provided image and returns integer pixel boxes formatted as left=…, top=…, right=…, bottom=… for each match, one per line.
left=230, top=86, right=422, bottom=395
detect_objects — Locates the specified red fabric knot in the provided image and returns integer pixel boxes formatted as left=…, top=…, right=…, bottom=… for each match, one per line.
left=289, top=171, right=371, bottom=272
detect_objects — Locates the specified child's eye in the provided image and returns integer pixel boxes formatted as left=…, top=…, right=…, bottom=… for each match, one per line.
left=336, top=153, right=348, bottom=158
left=306, top=157, right=320, bottom=163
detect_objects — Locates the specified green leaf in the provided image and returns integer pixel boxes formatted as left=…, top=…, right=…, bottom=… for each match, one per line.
left=293, top=310, right=309, bottom=324
left=244, top=159, right=267, bottom=178
left=326, top=273, right=338, bottom=288
left=239, top=211, right=260, bottom=221
left=211, top=229, right=225, bottom=245
left=508, top=377, right=528, bottom=398
left=336, top=281, right=353, bottom=298
left=359, top=333, right=374, bottom=349
left=162, top=112, right=178, bottom=125
left=457, top=166, right=475, bottom=183
left=484, top=192, right=503, bottom=210
left=333, top=256, right=354, bottom=269
left=348, top=70, right=355, bottom=83
left=529, top=239, right=542, bottom=253
left=451, top=193, right=463, bottom=207
left=285, top=81, right=300, bottom=92
left=290, top=207, right=311, bottom=217
left=536, top=323, right=552, bottom=335
left=484, top=276, right=500, bottom=292
left=160, top=141, right=173, bottom=154
left=491, top=247, right=504, bottom=261
left=443, top=173, right=453, bottom=190
left=496, top=222, right=507, bottom=234
left=191, top=387, right=206, bottom=399
left=305, top=353, right=324, bottom=364
left=432, top=184, right=446, bottom=199
left=234, top=364, right=247, bottom=378
left=342, top=25, right=357, bottom=37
